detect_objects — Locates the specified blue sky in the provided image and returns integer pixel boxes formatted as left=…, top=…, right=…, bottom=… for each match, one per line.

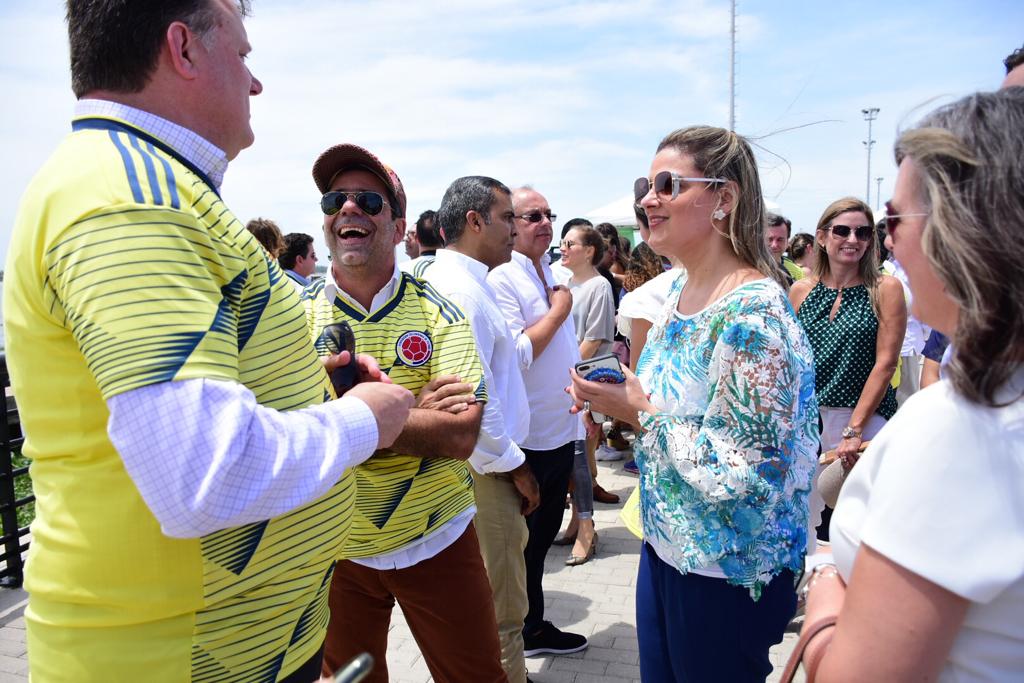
left=1, top=0, right=1021, bottom=267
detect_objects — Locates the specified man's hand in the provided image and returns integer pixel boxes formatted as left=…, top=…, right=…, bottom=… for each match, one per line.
left=415, top=374, right=477, bottom=414
left=345, top=382, right=415, bottom=450
left=324, top=351, right=393, bottom=386
left=548, top=285, right=572, bottom=321
left=509, top=462, right=540, bottom=516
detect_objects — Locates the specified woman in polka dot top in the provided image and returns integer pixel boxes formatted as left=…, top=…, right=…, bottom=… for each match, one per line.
left=789, top=197, right=906, bottom=544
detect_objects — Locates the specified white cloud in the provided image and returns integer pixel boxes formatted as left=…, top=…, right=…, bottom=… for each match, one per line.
left=2, top=0, right=1022, bottom=270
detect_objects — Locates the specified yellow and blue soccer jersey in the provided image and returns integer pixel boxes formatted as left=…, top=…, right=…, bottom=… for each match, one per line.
left=303, top=274, right=485, bottom=558
left=3, top=115, right=354, bottom=682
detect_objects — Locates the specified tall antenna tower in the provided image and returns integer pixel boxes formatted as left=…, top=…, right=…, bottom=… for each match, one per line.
left=729, top=0, right=737, bottom=130
left=862, top=107, right=879, bottom=206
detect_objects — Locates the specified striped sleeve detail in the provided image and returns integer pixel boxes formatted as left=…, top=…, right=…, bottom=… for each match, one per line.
left=127, top=135, right=165, bottom=206
left=108, top=131, right=144, bottom=203
left=301, top=279, right=326, bottom=303
left=44, top=205, right=242, bottom=397
left=106, top=130, right=185, bottom=209
left=412, top=256, right=434, bottom=278
left=413, top=280, right=465, bottom=324
left=147, top=141, right=181, bottom=209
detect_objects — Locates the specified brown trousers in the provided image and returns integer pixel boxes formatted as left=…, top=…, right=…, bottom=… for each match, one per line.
left=321, top=522, right=507, bottom=683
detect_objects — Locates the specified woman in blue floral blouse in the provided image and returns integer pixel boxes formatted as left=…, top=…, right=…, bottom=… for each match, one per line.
left=569, top=126, right=820, bottom=682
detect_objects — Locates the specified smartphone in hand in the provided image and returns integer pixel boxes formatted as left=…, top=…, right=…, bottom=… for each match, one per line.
left=574, top=353, right=625, bottom=423
left=320, top=321, right=358, bottom=395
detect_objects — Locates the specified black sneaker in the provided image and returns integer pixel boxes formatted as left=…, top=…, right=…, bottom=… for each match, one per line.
left=523, top=621, right=588, bottom=657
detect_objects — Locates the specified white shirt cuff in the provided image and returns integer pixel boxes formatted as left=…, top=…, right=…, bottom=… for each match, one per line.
left=469, top=439, right=526, bottom=475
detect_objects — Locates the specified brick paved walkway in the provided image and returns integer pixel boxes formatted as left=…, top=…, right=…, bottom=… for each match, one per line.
left=0, top=458, right=804, bottom=682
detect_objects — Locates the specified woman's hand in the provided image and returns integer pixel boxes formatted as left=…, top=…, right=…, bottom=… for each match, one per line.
left=567, top=365, right=655, bottom=430
left=835, top=435, right=863, bottom=469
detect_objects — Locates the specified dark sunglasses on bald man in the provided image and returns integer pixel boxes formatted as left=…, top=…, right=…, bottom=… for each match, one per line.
left=827, top=224, right=873, bottom=241
left=634, top=171, right=726, bottom=202
left=515, top=211, right=557, bottom=223
left=321, top=191, right=389, bottom=217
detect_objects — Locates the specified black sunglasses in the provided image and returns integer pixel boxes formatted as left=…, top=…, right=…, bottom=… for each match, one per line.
left=828, top=224, right=873, bottom=241
left=633, top=171, right=726, bottom=202
left=321, top=191, right=388, bottom=216
left=515, top=211, right=557, bottom=223
left=883, top=201, right=928, bottom=232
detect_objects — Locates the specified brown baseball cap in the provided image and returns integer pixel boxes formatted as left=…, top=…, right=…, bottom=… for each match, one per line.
left=312, top=143, right=407, bottom=218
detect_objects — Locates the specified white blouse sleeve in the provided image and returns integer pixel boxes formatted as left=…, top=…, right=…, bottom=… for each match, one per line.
left=852, top=382, right=1024, bottom=602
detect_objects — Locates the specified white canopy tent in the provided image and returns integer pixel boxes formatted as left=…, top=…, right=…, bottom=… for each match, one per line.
left=585, top=194, right=639, bottom=227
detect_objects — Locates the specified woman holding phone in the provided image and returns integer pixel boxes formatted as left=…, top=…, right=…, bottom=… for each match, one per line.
left=569, top=126, right=819, bottom=681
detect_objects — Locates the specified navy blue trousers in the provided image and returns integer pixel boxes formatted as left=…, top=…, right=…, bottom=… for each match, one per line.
left=636, top=543, right=797, bottom=682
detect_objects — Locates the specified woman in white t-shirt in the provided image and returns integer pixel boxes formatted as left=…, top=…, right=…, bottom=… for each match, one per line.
left=799, top=89, right=1024, bottom=681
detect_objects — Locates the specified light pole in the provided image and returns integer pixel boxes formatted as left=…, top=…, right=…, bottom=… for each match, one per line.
left=862, top=107, right=879, bottom=206
left=875, top=177, right=883, bottom=211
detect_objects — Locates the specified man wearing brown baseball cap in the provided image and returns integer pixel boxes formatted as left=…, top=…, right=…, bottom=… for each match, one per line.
left=304, top=143, right=507, bottom=682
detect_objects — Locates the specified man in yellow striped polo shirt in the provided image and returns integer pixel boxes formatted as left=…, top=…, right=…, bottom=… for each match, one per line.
left=3, top=2, right=414, bottom=681
left=305, top=144, right=506, bottom=682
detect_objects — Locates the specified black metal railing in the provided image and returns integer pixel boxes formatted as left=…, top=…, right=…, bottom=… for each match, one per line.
left=0, top=353, right=32, bottom=588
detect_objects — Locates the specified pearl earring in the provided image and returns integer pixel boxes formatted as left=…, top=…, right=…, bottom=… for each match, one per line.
left=713, top=208, right=727, bottom=221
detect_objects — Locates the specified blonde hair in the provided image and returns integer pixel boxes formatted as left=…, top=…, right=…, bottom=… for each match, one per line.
left=656, top=126, right=787, bottom=288
left=895, top=89, right=1024, bottom=406
left=812, top=197, right=880, bottom=312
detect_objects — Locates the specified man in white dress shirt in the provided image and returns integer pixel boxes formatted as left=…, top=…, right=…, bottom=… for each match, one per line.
left=424, top=176, right=542, bottom=682
left=279, top=231, right=318, bottom=292
left=487, top=187, right=589, bottom=657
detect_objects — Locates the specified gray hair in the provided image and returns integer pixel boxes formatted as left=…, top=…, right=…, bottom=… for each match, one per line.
left=895, top=88, right=1024, bottom=405
left=437, top=176, right=511, bottom=245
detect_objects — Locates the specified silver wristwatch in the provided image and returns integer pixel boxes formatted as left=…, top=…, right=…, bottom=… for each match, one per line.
left=841, top=426, right=861, bottom=439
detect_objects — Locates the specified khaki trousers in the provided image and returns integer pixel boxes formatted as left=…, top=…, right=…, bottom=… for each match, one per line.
left=472, top=470, right=530, bottom=683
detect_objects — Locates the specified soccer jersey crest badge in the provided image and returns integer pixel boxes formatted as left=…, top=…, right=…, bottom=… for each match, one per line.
left=396, top=331, right=432, bottom=367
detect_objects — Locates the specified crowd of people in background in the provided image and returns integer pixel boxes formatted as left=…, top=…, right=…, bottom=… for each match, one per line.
left=3, top=3, right=1022, bottom=682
